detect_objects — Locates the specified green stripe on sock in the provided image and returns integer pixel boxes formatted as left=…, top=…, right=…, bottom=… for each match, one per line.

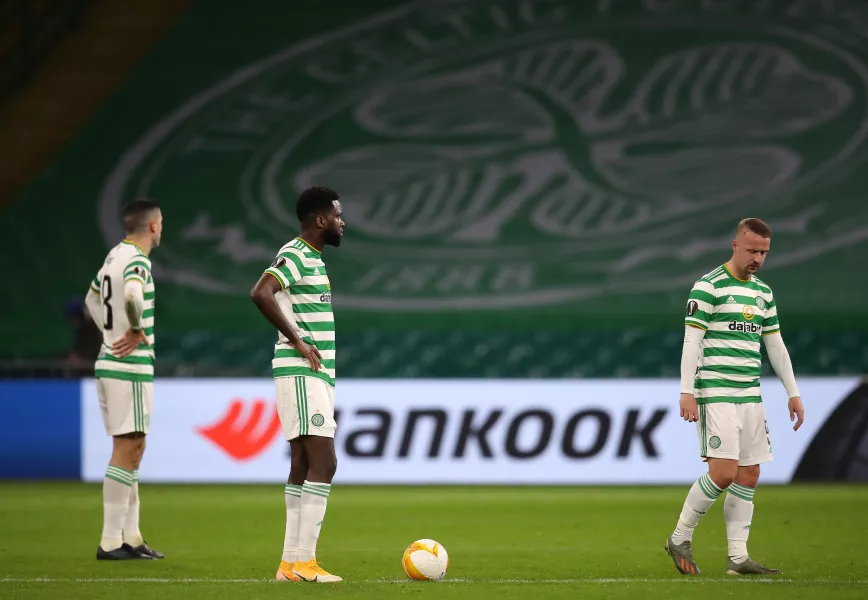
left=698, top=474, right=722, bottom=499
left=703, top=474, right=723, bottom=496
left=302, top=482, right=331, bottom=496
left=132, top=469, right=139, bottom=483
left=105, top=465, right=135, bottom=486
left=285, top=484, right=303, bottom=497
left=105, top=473, right=133, bottom=486
left=729, top=483, right=754, bottom=495
left=106, top=465, right=134, bottom=477
left=105, top=470, right=134, bottom=483
left=302, top=487, right=331, bottom=498
left=728, top=487, right=753, bottom=502
left=697, top=477, right=715, bottom=499
left=728, top=483, right=755, bottom=502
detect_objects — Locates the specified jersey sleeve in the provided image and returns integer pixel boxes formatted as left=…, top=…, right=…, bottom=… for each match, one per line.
left=123, top=257, right=151, bottom=286
left=264, top=251, right=304, bottom=289
left=761, top=290, right=780, bottom=336
left=684, top=280, right=717, bottom=331
left=90, top=273, right=100, bottom=293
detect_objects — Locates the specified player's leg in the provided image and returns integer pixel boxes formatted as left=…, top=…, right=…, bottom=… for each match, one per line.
left=120, top=381, right=164, bottom=559
left=666, top=403, right=739, bottom=575
left=293, top=435, right=339, bottom=582
left=292, top=377, right=342, bottom=583
left=285, top=439, right=309, bottom=560
left=121, top=435, right=144, bottom=547
left=277, top=439, right=308, bottom=581
left=96, top=378, right=151, bottom=560
left=725, top=403, right=780, bottom=575
left=275, top=377, right=307, bottom=581
left=101, top=433, right=146, bottom=559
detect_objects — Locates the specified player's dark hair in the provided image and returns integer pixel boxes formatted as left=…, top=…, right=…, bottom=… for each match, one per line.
left=123, top=199, right=160, bottom=234
left=737, top=218, right=771, bottom=239
left=296, top=186, right=339, bottom=224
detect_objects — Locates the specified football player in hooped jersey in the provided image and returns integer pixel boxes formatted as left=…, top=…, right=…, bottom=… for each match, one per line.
left=85, top=199, right=165, bottom=560
left=250, top=186, right=345, bottom=583
left=665, top=218, right=805, bottom=576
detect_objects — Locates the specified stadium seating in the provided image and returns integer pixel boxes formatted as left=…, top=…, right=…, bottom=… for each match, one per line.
left=153, top=329, right=868, bottom=378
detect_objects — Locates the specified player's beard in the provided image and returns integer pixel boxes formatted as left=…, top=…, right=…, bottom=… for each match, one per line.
left=324, top=229, right=342, bottom=247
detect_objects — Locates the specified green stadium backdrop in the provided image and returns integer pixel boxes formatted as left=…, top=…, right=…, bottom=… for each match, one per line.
left=2, top=0, right=867, bottom=379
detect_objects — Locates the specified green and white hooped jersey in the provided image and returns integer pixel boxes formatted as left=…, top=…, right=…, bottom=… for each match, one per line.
left=91, top=240, right=155, bottom=382
left=264, top=237, right=335, bottom=387
left=685, top=264, right=780, bottom=405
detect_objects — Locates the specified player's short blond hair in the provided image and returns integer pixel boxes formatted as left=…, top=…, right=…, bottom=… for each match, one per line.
left=736, top=218, right=771, bottom=239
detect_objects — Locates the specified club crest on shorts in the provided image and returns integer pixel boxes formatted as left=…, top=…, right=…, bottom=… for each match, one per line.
left=311, top=413, right=325, bottom=427
left=709, top=435, right=722, bottom=449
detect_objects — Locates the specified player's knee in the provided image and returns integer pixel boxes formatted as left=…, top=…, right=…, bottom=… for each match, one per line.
left=126, top=441, right=145, bottom=466
left=308, top=454, right=337, bottom=482
left=736, top=465, right=760, bottom=488
left=708, top=462, right=738, bottom=489
left=132, top=443, right=145, bottom=466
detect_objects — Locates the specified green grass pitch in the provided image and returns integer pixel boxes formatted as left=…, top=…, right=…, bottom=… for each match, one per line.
left=1, top=483, right=867, bottom=599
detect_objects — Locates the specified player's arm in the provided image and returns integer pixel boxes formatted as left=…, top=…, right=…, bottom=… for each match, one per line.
left=250, top=255, right=322, bottom=371
left=680, top=281, right=715, bottom=422
left=85, top=278, right=104, bottom=330
left=124, top=279, right=146, bottom=332
left=111, top=261, right=150, bottom=358
left=761, top=292, right=804, bottom=431
left=679, top=325, right=705, bottom=423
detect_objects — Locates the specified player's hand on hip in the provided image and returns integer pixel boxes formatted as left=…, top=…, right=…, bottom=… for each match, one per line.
left=788, top=396, right=805, bottom=431
left=111, top=329, right=148, bottom=358
left=294, top=340, right=323, bottom=372
left=680, top=393, right=699, bottom=422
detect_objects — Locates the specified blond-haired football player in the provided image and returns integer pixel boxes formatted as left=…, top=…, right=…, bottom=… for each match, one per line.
left=665, top=218, right=805, bottom=576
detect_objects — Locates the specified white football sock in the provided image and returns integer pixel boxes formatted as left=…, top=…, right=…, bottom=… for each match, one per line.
left=282, top=484, right=303, bottom=563
left=296, top=480, right=330, bottom=562
left=725, top=483, right=756, bottom=563
left=671, top=473, right=725, bottom=544
left=122, top=469, right=143, bottom=547
left=102, top=465, right=134, bottom=551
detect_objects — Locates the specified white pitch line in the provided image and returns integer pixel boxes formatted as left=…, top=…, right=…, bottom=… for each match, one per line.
left=1, top=577, right=867, bottom=585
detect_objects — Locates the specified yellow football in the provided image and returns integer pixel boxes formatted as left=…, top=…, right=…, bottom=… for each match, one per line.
left=402, top=539, right=450, bottom=581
